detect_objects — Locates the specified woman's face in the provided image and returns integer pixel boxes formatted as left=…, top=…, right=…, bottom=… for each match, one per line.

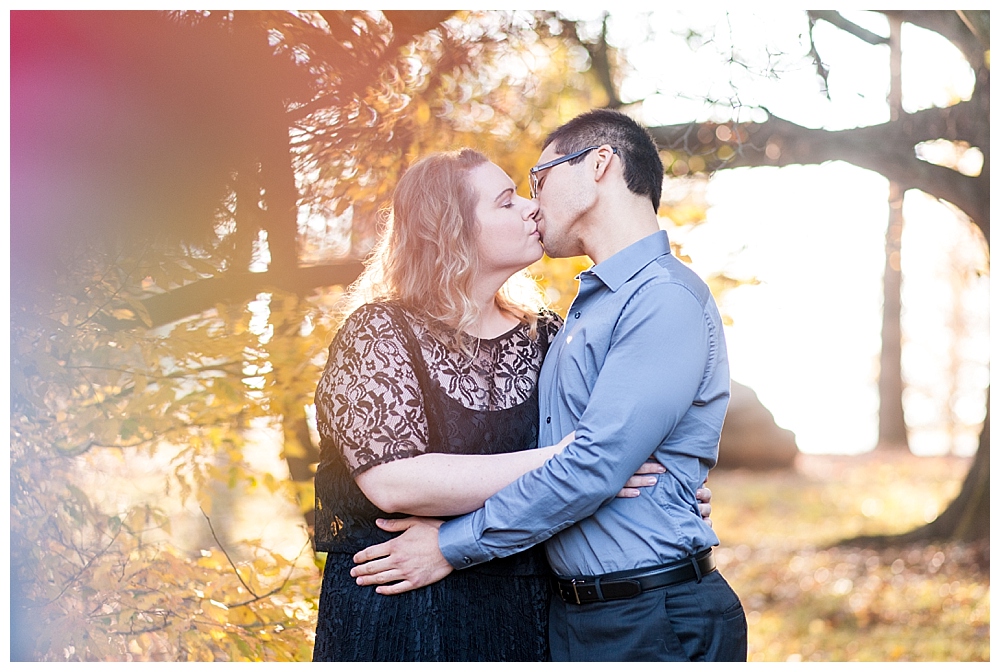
left=469, top=161, right=543, bottom=279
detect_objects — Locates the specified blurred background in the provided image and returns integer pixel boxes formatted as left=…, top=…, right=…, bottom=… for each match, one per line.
left=8, top=9, right=990, bottom=661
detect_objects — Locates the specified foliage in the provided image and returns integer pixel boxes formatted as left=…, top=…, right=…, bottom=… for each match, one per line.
left=8, top=9, right=634, bottom=661
left=9, top=245, right=332, bottom=660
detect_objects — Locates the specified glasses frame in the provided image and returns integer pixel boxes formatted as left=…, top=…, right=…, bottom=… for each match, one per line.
left=529, top=145, right=618, bottom=199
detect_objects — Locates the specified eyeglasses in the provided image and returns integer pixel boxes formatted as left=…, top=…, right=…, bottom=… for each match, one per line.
left=529, top=145, right=618, bottom=199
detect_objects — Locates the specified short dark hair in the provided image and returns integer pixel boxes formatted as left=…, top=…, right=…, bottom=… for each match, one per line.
left=543, top=108, right=663, bottom=212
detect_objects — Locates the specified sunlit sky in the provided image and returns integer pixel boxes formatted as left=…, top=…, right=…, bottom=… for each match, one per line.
left=558, top=8, right=990, bottom=454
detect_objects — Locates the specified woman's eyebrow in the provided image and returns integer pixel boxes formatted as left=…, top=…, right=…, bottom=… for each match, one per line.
left=494, top=187, right=515, bottom=203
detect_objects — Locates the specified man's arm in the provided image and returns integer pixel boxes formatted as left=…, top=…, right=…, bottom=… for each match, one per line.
left=351, top=282, right=712, bottom=591
left=439, top=282, right=710, bottom=568
left=351, top=482, right=714, bottom=594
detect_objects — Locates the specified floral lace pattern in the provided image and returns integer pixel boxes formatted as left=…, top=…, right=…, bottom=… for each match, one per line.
left=311, top=302, right=562, bottom=660
left=315, top=302, right=559, bottom=475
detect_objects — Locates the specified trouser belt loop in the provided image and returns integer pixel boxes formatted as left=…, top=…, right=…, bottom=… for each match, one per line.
left=692, top=554, right=704, bottom=583
left=594, top=576, right=605, bottom=601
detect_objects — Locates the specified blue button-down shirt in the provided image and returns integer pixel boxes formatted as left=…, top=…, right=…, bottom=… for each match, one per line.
left=438, top=230, right=729, bottom=576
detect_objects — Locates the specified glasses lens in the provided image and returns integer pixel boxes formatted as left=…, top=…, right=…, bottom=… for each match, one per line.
left=529, top=146, right=600, bottom=199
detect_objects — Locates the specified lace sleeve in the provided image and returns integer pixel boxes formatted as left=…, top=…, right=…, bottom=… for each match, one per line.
left=539, top=308, right=565, bottom=348
left=314, top=304, right=430, bottom=476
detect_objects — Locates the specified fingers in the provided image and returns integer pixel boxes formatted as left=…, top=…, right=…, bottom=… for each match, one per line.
left=617, top=468, right=662, bottom=498
left=352, top=542, right=391, bottom=564
left=622, top=474, right=658, bottom=489
left=375, top=517, right=415, bottom=532
left=350, top=556, right=394, bottom=577
left=375, top=581, right=419, bottom=596
left=355, top=568, right=406, bottom=587
left=696, top=486, right=712, bottom=503
left=633, top=461, right=666, bottom=475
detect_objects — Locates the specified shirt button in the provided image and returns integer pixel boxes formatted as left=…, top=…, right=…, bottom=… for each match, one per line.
left=574, top=311, right=581, bottom=319
left=546, top=416, right=551, bottom=424
left=462, top=556, right=473, bottom=565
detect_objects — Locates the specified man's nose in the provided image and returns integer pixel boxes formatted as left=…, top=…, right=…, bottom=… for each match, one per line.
left=522, top=197, right=539, bottom=220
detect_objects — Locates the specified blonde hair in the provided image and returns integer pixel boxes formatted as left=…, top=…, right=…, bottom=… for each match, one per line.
left=339, top=149, right=546, bottom=346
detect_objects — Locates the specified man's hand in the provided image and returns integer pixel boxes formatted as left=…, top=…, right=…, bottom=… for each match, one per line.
left=351, top=517, right=453, bottom=595
left=697, top=484, right=712, bottom=526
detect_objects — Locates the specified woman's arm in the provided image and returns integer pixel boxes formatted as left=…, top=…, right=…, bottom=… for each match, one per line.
left=356, top=432, right=669, bottom=518
left=355, top=433, right=573, bottom=517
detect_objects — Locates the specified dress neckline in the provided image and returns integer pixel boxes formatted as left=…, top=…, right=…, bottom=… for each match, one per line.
left=395, top=304, right=525, bottom=347
left=474, top=321, right=523, bottom=344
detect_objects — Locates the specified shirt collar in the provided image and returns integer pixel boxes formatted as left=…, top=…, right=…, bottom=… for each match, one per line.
left=585, top=229, right=672, bottom=292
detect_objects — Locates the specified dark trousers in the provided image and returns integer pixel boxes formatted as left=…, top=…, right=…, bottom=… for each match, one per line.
left=548, top=569, right=747, bottom=661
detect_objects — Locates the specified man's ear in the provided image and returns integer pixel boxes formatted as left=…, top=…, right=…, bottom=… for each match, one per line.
left=593, top=145, right=616, bottom=183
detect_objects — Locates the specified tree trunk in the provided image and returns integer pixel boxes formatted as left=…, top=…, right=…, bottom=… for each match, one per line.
left=282, top=415, right=321, bottom=541
left=876, top=181, right=908, bottom=451
left=876, top=16, right=909, bottom=451
left=848, top=388, right=989, bottom=546
left=904, top=388, right=990, bottom=543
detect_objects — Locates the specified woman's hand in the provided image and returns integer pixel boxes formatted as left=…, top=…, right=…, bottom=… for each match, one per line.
left=697, top=484, right=712, bottom=525
left=617, top=460, right=666, bottom=498
left=614, top=457, right=714, bottom=525
left=553, top=433, right=664, bottom=500
left=556, top=433, right=664, bottom=499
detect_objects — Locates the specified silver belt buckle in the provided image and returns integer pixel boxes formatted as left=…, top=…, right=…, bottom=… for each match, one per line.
left=571, top=578, right=582, bottom=605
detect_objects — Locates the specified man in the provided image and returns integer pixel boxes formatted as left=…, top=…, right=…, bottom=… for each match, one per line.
left=351, top=109, right=747, bottom=661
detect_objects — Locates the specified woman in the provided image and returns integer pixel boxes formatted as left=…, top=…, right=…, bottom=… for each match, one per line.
left=311, top=149, right=699, bottom=661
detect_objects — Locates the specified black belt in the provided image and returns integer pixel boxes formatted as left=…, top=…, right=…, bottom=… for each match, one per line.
left=553, top=548, right=716, bottom=605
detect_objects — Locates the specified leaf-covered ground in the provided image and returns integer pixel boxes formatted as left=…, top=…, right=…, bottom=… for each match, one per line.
left=708, top=452, right=989, bottom=662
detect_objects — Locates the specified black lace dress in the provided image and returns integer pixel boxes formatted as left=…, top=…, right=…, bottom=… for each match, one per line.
left=312, top=302, right=563, bottom=662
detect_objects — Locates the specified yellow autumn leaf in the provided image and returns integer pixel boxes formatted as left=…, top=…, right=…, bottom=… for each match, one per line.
left=201, top=598, right=230, bottom=624
left=228, top=605, right=258, bottom=626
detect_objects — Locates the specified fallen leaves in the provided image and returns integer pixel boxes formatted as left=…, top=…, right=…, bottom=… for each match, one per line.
left=710, top=453, right=989, bottom=661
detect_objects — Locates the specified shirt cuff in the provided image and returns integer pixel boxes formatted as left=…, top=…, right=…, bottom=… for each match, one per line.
left=438, top=512, right=489, bottom=569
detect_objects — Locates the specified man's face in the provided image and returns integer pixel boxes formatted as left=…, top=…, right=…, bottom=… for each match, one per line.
left=530, top=145, right=592, bottom=259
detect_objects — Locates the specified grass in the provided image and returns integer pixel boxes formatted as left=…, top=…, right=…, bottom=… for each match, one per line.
left=708, top=452, right=989, bottom=662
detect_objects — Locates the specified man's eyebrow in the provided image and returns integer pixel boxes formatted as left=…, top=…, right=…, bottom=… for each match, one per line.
left=494, top=187, right=515, bottom=203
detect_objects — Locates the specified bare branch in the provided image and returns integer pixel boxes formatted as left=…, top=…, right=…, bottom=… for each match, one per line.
left=648, top=104, right=989, bottom=242
left=201, top=508, right=258, bottom=598
left=99, top=262, right=365, bottom=331
left=808, top=10, right=889, bottom=46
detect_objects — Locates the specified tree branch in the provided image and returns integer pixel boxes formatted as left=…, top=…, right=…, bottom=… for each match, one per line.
left=556, top=13, right=623, bottom=109
left=808, top=10, right=889, bottom=46
left=102, top=262, right=365, bottom=330
left=880, top=10, right=987, bottom=70
left=648, top=105, right=989, bottom=242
